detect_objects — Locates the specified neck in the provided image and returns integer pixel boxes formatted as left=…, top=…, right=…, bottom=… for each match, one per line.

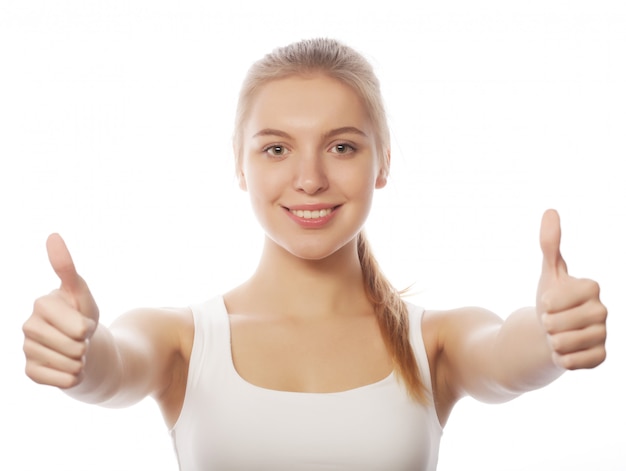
left=239, top=236, right=370, bottom=318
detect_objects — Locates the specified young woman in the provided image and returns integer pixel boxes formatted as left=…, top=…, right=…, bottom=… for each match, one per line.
left=22, top=38, right=607, bottom=470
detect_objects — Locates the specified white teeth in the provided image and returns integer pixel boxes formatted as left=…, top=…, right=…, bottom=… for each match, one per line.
left=291, top=208, right=333, bottom=219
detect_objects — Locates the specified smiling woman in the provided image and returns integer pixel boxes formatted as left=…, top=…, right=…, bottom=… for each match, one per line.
left=21, top=37, right=608, bottom=471
left=239, top=75, right=385, bottom=261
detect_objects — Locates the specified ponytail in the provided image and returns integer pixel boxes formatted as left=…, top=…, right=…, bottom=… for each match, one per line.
left=357, top=231, right=429, bottom=403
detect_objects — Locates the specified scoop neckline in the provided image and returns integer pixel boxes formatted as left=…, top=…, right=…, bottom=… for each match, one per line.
left=217, top=295, right=397, bottom=396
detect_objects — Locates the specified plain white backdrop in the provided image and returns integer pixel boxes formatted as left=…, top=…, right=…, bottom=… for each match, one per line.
left=1, top=1, right=624, bottom=469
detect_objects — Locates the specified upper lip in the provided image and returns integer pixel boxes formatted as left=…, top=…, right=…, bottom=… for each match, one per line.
left=283, top=203, right=340, bottom=211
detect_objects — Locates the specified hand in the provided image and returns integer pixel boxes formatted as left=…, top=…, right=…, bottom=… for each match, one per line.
left=23, top=234, right=100, bottom=389
left=536, top=209, right=607, bottom=370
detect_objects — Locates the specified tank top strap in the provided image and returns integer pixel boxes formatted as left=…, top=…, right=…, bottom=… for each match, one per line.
left=405, top=302, right=435, bottom=395
left=183, top=296, right=231, bottom=398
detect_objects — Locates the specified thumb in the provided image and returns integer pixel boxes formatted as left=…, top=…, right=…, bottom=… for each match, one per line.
left=46, top=234, right=99, bottom=322
left=540, top=209, right=568, bottom=278
left=47, top=233, right=81, bottom=294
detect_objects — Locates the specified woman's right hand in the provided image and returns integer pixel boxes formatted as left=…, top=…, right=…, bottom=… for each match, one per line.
left=23, top=234, right=100, bottom=389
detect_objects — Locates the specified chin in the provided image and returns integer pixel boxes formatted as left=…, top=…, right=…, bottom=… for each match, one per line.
left=288, top=248, right=338, bottom=261
left=281, top=236, right=358, bottom=262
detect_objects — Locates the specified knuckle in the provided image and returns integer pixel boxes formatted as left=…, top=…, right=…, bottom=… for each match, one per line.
left=62, top=370, right=84, bottom=389
left=584, top=304, right=607, bottom=326
left=22, top=338, right=36, bottom=357
left=584, top=324, right=607, bottom=348
left=24, top=363, right=43, bottom=383
left=72, top=341, right=88, bottom=359
left=24, top=363, right=34, bottom=379
left=21, top=318, right=35, bottom=337
left=73, top=318, right=92, bottom=340
left=67, top=359, right=85, bottom=377
left=22, top=319, right=44, bottom=342
left=23, top=318, right=46, bottom=344
left=32, top=296, right=50, bottom=315
left=65, top=377, right=81, bottom=389
left=584, top=279, right=601, bottom=298
left=32, top=296, right=43, bottom=312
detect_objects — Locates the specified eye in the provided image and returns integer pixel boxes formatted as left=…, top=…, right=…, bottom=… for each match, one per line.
left=263, top=145, right=288, bottom=157
left=330, top=143, right=356, bottom=155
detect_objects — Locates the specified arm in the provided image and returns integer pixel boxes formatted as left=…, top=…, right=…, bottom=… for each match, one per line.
left=22, top=234, right=189, bottom=408
left=435, top=210, right=607, bottom=405
left=64, top=306, right=189, bottom=408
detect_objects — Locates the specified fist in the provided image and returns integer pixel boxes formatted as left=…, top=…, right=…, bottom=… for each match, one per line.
left=537, top=210, right=607, bottom=370
left=23, top=234, right=100, bottom=389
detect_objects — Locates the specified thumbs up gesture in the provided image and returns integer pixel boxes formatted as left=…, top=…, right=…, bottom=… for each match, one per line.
left=23, top=234, right=100, bottom=389
left=537, top=210, right=607, bottom=370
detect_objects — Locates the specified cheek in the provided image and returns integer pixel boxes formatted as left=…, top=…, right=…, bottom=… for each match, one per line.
left=243, top=163, right=285, bottom=203
left=334, top=164, right=378, bottom=196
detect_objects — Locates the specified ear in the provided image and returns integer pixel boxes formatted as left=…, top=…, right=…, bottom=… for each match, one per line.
left=375, top=149, right=390, bottom=189
left=234, top=143, right=248, bottom=191
left=237, top=170, right=247, bottom=191
left=375, top=172, right=387, bottom=189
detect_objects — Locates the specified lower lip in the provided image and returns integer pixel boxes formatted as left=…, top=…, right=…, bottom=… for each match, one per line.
left=284, top=207, right=339, bottom=228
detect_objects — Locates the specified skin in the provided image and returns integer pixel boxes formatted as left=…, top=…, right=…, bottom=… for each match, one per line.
left=23, top=75, right=607, bottom=432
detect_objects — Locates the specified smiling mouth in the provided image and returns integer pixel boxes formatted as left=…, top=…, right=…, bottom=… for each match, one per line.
left=289, top=207, right=336, bottom=219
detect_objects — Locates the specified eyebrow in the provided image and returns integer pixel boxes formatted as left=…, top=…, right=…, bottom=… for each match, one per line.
left=252, top=126, right=368, bottom=140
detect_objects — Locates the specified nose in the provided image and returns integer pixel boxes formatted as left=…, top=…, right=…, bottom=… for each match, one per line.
left=294, top=153, right=329, bottom=195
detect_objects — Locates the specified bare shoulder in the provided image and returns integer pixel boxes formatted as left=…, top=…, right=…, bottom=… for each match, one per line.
left=110, top=306, right=195, bottom=363
left=108, top=306, right=195, bottom=427
left=421, top=306, right=504, bottom=425
left=422, top=306, right=503, bottom=360
left=111, top=305, right=193, bottom=331
left=423, top=306, right=502, bottom=334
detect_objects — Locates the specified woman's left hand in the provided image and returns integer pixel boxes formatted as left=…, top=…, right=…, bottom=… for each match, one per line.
left=536, top=209, right=608, bottom=370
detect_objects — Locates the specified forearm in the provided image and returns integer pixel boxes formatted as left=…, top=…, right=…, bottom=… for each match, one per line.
left=62, top=324, right=126, bottom=406
left=492, top=306, right=564, bottom=396
left=446, top=210, right=606, bottom=404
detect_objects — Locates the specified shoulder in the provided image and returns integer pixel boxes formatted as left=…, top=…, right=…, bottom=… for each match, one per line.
left=422, top=306, right=503, bottom=357
left=112, top=305, right=193, bottom=332
left=110, top=306, right=195, bottom=427
left=423, top=305, right=501, bottom=334
left=110, top=306, right=194, bottom=361
left=420, top=306, right=504, bottom=424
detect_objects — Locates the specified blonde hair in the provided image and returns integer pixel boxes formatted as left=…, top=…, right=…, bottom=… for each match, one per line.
left=233, top=38, right=428, bottom=403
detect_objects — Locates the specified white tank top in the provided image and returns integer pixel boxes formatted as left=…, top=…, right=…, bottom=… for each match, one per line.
left=170, top=296, right=442, bottom=470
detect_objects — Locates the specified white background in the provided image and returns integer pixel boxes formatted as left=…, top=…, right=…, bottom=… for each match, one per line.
left=1, top=1, right=625, bottom=469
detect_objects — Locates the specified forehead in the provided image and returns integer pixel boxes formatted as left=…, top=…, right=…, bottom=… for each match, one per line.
left=244, top=75, right=372, bottom=136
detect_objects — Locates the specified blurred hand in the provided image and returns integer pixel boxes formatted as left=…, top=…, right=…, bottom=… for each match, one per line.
left=23, top=234, right=100, bottom=388
left=536, top=210, right=607, bottom=370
